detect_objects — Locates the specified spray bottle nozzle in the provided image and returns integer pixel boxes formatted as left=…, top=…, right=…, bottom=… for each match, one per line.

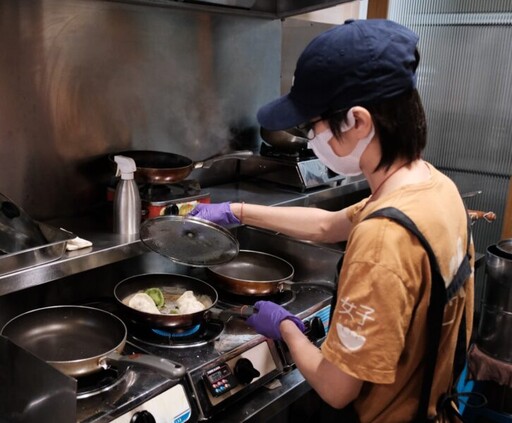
left=114, top=155, right=137, bottom=180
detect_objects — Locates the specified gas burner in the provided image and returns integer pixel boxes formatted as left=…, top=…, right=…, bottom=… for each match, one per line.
left=140, top=184, right=172, bottom=199
left=152, top=324, right=201, bottom=338
left=259, top=143, right=316, bottom=162
left=218, top=289, right=296, bottom=308
left=129, top=320, right=224, bottom=349
left=76, top=368, right=124, bottom=399
left=139, top=179, right=202, bottom=202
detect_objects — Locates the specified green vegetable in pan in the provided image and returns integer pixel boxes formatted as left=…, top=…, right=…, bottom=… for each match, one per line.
left=144, top=287, right=165, bottom=308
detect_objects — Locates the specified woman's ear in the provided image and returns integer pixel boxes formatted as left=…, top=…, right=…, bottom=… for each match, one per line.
left=351, top=106, right=373, bottom=138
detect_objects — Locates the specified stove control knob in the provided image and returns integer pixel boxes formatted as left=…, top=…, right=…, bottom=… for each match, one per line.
left=308, top=317, right=326, bottom=340
left=163, top=204, right=179, bottom=216
left=234, top=358, right=260, bottom=384
left=130, top=410, right=156, bottom=423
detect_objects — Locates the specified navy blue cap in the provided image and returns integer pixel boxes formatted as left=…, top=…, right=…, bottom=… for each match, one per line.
left=257, top=19, right=420, bottom=131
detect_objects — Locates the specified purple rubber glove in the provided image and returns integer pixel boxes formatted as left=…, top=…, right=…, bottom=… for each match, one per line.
left=188, top=202, right=240, bottom=226
left=246, top=301, right=305, bottom=340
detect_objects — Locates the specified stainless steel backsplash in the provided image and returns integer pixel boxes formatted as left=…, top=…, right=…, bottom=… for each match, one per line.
left=0, top=0, right=281, bottom=220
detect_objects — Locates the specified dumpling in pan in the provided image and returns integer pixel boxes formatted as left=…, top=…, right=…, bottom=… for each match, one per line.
left=128, top=293, right=161, bottom=314
left=177, top=291, right=206, bottom=314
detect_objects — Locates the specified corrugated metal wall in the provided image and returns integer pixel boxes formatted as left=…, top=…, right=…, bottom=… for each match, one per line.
left=389, top=0, right=512, bottom=255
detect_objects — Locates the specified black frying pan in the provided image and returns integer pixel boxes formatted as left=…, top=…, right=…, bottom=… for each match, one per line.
left=260, top=127, right=308, bottom=153
left=0, top=305, right=185, bottom=378
left=109, top=150, right=253, bottom=185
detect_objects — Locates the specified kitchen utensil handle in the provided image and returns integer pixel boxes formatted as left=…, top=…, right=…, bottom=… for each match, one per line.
left=461, top=190, right=482, bottom=199
left=195, top=151, right=253, bottom=169
left=101, top=351, right=186, bottom=378
left=225, top=305, right=254, bottom=319
left=236, top=305, right=254, bottom=318
left=217, top=305, right=254, bottom=322
left=0, top=201, right=21, bottom=219
left=279, top=280, right=336, bottom=292
left=59, top=227, right=78, bottom=238
left=468, top=209, right=496, bottom=222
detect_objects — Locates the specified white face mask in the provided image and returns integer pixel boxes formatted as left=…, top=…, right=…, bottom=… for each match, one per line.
left=309, top=108, right=374, bottom=177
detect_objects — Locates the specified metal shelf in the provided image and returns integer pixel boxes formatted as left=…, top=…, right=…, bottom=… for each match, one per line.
left=0, top=226, right=147, bottom=296
left=0, top=178, right=369, bottom=296
left=110, top=0, right=354, bottom=20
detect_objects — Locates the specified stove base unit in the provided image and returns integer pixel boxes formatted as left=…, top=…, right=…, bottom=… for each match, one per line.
left=110, top=384, right=194, bottom=423
left=241, top=155, right=345, bottom=191
left=188, top=339, right=283, bottom=420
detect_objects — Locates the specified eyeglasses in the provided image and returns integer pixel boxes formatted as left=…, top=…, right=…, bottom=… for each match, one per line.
left=295, top=108, right=349, bottom=140
left=296, top=117, right=324, bottom=140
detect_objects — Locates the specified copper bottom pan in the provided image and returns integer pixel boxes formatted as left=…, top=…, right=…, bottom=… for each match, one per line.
left=114, top=273, right=219, bottom=329
left=207, top=250, right=295, bottom=296
left=110, top=150, right=252, bottom=185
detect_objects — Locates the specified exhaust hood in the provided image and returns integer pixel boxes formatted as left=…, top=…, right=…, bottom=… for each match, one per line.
left=183, top=0, right=256, bottom=8
left=116, top=0, right=354, bottom=19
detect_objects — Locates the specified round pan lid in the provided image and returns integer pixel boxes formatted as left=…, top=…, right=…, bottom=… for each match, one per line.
left=140, top=215, right=239, bottom=267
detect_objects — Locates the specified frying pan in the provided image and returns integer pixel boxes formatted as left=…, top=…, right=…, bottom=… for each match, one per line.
left=109, top=150, right=253, bottom=185
left=114, top=273, right=253, bottom=328
left=0, top=305, right=185, bottom=378
left=260, top=127, right=308, bottom=153
left=207, top=250, right=296, bottom=296
left=114, top=273, right=219, bottom=329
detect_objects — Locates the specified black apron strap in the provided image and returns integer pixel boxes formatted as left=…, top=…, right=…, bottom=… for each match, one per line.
left=327, top=207, right=471, bottom=422
left=364, top=207, right=444, bottom=280
left=448, top=210, right=473, bottom=392
left=363, top=207, right=471, bottom=422
left=364, top=207, right=447, bottom=421
left=329, top=255, right=344, bottom=324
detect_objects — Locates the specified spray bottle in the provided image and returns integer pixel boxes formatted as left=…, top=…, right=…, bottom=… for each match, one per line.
left=113, top=155, right=141, bottom=235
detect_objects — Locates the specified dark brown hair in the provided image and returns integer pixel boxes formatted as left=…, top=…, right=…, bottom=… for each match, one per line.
left=325, top=89, right=427, bottom=172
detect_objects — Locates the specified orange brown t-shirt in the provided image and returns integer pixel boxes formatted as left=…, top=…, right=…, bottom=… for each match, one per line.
left=321, top=163, right=474, bottom=422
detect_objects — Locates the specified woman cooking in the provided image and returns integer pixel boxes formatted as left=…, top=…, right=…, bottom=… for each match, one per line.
left=190, top=19, right=474, bottom=422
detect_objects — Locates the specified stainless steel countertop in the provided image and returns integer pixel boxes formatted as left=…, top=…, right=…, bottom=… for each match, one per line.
left=0, top=178, right=368, bottom=296
left=206, top=176, right=368, bottom=207
left=0, top=176, right=480, bottom=421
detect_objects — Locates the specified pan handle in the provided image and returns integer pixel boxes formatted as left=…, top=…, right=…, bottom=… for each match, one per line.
left=100, top=351, right=186, bottom=379
left=461, top=190, right=482, bottom=199
left=213, top=305, right=255, bottom=323
left=467, top=209, right=496, bottom=223
left=278, top=280, right=336, bottom=292
left=194, top=151, right=254, bottom=169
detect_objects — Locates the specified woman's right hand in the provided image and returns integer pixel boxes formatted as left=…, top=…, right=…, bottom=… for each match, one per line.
left=188, top=202, right=240, bottom=226
left=246, top=301, right=305, bottom=340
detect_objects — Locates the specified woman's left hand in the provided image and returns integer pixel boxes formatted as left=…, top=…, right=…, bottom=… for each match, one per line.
left=188, top=202, right=240, bottom=226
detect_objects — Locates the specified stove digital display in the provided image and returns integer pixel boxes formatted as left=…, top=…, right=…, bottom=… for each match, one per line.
left=208, top=369, right=224, bottom=381
left=204, top=364, right=238, bottom=397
